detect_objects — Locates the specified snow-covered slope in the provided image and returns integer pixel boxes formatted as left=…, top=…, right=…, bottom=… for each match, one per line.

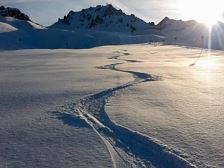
left=0, top=12, right=95, bottom=49
left=50, top=4, right=156, bottom=34
left=0, top=21, right=17, bottom=33
left=0, top=17, right=43, bottom=31
left=0, top=6, right=44, bottom=32
left=2, top=45, right=224, bottom=167
left=158, top=17, right=209, bottom=47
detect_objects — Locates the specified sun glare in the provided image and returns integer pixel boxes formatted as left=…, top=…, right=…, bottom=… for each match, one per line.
left=197, top=56, right=215, bottom=70
left=178, top=0, right=224, bottom=26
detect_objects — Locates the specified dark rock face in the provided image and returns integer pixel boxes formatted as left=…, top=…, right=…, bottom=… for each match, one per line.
left=102, top=4, right=123, bottom=17
left=53, top=4, right=141, bottom=32
left=157, top=17, right=171, bottom=29
left=0, top=6, right=30, bottom=21
left=57, top=4, right=125, bottom=26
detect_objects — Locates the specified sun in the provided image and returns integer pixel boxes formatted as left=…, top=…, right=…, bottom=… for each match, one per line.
left=178, top=0, right=224, bottom=27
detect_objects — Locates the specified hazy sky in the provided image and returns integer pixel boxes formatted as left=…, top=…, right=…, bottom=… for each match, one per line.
left=2, top=0, right=223, bottom=26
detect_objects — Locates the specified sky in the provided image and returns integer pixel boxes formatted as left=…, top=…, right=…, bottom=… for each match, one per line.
left=1, top=0, right=224, bottom=26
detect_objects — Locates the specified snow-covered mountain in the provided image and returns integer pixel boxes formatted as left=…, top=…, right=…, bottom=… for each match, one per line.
left=0, top=6, right=30, bottom=21
left=0, top=5, right=163, bottom=50
left=0, top=6, right=98, bottom=49
left=157, top=17, right=209, bottom=47
left=157, top=17, right=224, bottom=50
left=0, top=6, right=43, bottom=32
left=50, top=4, right=155, bottom=34
left=158, top=17, right=199, bottom=31
left=0, top=4, right=224, bottom=50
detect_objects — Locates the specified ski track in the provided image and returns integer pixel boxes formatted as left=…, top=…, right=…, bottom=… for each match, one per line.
left=52, top=50, right=197, bottom=168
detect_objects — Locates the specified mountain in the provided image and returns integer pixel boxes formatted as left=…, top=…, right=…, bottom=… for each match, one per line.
left=0, top=6, right=44, bottom=32
left=0, top=6, right=98, bottom=49
left=0, top=6, right=30, bottom=21
left=157, top=17, right=224, bottom=50
left=0, top=4, right=224, bottom=50
left=50, top=4, right=155, bottom=34
left=49, top=4, right=224, bottom=50
left=0, top=5, right=163, bottom=50
left=157, top=17, right=209, bottom=47
left=157, top=17, right=199, bottom=31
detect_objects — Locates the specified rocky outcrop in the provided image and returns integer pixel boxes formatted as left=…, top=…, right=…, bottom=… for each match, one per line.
left=0, top=6, right=30, bottom=21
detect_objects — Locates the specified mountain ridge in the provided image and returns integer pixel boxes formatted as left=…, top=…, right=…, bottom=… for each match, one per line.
left=1, top=4, right=224, bottom=50
left=0, top=6, right=30, bottom=21
left=50, top=4, right=157, bottom=33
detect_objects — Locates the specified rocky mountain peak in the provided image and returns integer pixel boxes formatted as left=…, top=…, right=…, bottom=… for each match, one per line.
left=50, top=4, right=155, bottom=33
left=0, top=6, right=30, bottom=21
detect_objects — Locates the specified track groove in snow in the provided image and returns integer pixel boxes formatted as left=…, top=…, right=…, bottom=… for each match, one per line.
left=52, top=51, right=196, bottom=168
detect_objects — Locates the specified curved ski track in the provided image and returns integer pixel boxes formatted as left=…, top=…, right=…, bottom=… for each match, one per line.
left=52, top=50, right=196, bottom=168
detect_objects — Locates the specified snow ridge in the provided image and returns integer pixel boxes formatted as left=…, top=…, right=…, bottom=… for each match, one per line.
left=52, top=51, right=196, bottom=168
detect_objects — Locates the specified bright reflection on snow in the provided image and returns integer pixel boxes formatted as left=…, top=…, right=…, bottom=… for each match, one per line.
left=193, top=55, right=216, bottom=84
left=195, top=26, right=217, bottom=83
left=197, top=56, right=215, bottom=70
left=196, top=27, right=216, bottom=71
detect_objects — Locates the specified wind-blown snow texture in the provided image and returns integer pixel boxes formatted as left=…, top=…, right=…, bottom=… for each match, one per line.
left=1, top=45, right=224, bottom=168
left=1, top=4, right=224, bottom=168
left=53, top=51, right=196, bottom=168
left=1, top=4, right=224, bottom=50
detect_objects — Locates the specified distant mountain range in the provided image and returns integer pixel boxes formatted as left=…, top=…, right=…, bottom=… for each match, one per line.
left=0, top=4, right=224, bottom=50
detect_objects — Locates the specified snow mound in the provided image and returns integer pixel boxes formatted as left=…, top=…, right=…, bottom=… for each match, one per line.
left=0, top=17, right=43, bottom=30
left=0, top=28, right=97, bottom=50
left=0, top=22, right=17, bottom=33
